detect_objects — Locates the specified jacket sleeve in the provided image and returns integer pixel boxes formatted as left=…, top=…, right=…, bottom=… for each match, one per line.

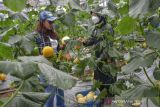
left=83, top=37, right=100, bottom=46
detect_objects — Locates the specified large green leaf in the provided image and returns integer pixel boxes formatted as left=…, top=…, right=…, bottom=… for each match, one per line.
left=109, top=83, right=122, bottom=95
left=116, top=16, right=136, bottom=35
left=0, top=27, right=17, bottom=42
left=0, top=19, right=14, bottom=28
left=22, top=92, right=50, bottom=104
left=129, top=0, right=160, bottom=18
left=8, top=35, right=22, bottom=44
left=121, top=53, right=156, bottom=74
left=88, top=0, right=94, bottom=5
left=107, top=0, right=118, bottom=15
left=118, top=3, right=129, bottom=16
left=0, top=42, right=13, bottom=60
left=102, top=64, right=118, bottom=77
left=21, top=76, right=44, bottom=92
left=38, top=63, right=77, bottom=90
left=18, top=56, right=52, bottom=66
left=68, top=0, right=82, bottom=10
left=121, top=84, right=152, bottom=99
left=7, top=95, right=42, bottom=107
left=108, top=47, right=122, bottom=58
left=21, top=37, right=34, bottom=55
left=148, top=14, right=160, bottom=28
left=149, top=0, right=160, bottom=13
left=129, top=0, right=149, bottom=18
left=146, top=31, right=160, bottom=50
left=3, top=0, right=27, bottom=12
left=0, top=61, right=38, bottom=80
left=10, top=62, right=38, bottom=80
left=61, top=12, right=76, bottom=26
left=0, top=61, right=16, bottom=74
left=150, top=97, right=160, bottom=107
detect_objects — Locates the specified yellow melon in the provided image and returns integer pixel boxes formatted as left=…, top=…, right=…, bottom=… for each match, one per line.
left=42, top=46, right=54, bottom=58
left=0, top=73, right=7, bottom=81
left=76, top=94, right=84, bottom=99
left=77, top=97, right=87, bottom=104
left=86, top=93, right=94, bottom=102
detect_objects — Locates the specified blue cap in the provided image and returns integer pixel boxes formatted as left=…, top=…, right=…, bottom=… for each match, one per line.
left=39, top=11, right=57, bottom=21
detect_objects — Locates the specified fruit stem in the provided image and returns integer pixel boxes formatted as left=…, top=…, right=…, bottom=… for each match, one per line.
left=1, top=80, right=25, bottom=107
left=143, top=67, right=155, bottom=87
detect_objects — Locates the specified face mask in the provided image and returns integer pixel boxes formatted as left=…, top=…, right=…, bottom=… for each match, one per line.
left=91, top=16, right=100, bottom=24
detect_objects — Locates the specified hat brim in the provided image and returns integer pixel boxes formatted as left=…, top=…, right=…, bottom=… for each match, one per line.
left=47, top=17, right=57, bottom=21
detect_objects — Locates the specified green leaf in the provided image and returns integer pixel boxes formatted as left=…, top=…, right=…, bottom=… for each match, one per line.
left=38, top=63, right=77, bottom=90
left=121, top=53, right=156, bottom=74
left=153, top=68, right=160, bottom=80
left=92, top=80, right=102, bottom=90
left=22, top=92, right=50, bottom=104
left=0, top=61, right=16, bottom=74
left=21, top=76, right=44, bottom=92
left=7, top=95, right=42, bottom=107
left=121, top=84, right=151, bottom=100
left=3, top=0, right=27, bottom=12
left=148, top=14, right=160, bottom=28
left=21, top=37, right=34, bottom=55
left=149, top=0, right=160, bottom=13
left=109, top=84, right=122, bottom=95
left=18, top=56, right=52, bottom=66
left=112, top=0, right=120, bottom=3
left=144, top=87, right=160, bottom=97
left=97, top=88, right=107, bottom=100
left=150, top=97, right=160, bottom=107
left=108, top=1, right=118, bottom=14
left=118, top=3, right=129, bottom=16
left=88, top=0, right=94, bottom=5
left=0, top=19, right=14, bottom=28
left=0, top=101, right=4, bottom=106
left=61, top=12, right=76, bottom=26
left=8, top=36, right=22, bottom=45
left=129, top=0, right=149, bottom=18
left=10, top=62, right=38, bottom=80
left=116, top=16, right=136, bottom=35
left=0, top=42, right=13, bottom=60
left=0, top=97, right=9, bottom=106
left=68, top=0, right=81, bottom=10
left=0, top=27, right=17, bottom=42
left=108, top=47, right=122, bottom=58
left=0, top=61, right=38, bottom=80
left=146, top=31, right=160, bottom=50
left=102, top=64, right=117, bottom=77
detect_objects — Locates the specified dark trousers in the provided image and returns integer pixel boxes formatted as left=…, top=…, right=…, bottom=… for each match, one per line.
left=94, top=62, right=116, bottom=97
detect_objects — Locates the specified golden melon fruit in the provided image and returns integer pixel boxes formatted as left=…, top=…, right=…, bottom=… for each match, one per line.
left=42, top=46, right=54, bottom=58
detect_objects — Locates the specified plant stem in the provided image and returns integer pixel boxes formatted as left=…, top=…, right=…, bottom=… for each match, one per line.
left=139, top=21, right=145, bottom=36
left=146, top=98, right=149, bottom=107
left=1, top=80, right=25, bottom=107
left=143, top=67, right=155, bottom=86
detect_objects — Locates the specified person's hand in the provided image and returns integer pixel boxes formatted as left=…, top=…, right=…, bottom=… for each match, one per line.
left=77, top=37, right=86, bottom=44
left=60, top=44, right=66, bottom=50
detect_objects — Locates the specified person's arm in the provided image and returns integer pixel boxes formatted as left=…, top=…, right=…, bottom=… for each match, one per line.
left=83, top=28, right=102, bottom=46
left=83, top=37, right=100, bottom=46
